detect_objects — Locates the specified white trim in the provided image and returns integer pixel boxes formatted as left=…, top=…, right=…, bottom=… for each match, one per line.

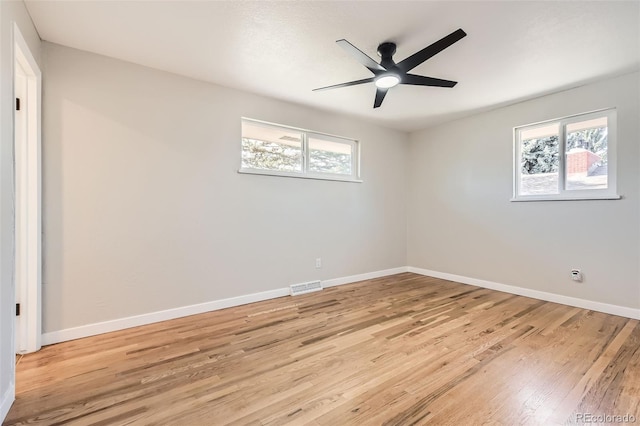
left=322, top=266, right=409, bottom=288
left=13, top=22, right=42, bottom=354
left=408, top=267, right=640, bottom=320
left=41, top=267, right=408, bottom=345
left=510, top=194, right=621, bottom=202
left=42, top=287, right=289, bottom=346
left=0, top=383, right=15, bottom=424
left=238, top=168, right=363, bottom=183
left=514, top=107, right=616, bottom=129
left=40, top=265, right=637, bottom=347
left=241, top=116, right=356, bottom=142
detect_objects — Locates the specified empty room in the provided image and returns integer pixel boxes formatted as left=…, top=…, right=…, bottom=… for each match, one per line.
left=1, top=1, right=639, bottom=425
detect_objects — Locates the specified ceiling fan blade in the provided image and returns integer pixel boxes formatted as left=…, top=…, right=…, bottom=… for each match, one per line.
left=402, top=74, right=458, bottom=88
left=373, top=88, right=388, bottom=108
left=313, top=77, right=375, bottom=92
left=336, top=39, right=387, bottom=75
left=396, top=29, right=467, bottom=73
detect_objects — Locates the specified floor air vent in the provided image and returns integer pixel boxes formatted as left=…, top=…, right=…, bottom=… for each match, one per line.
left=290, top=280, right=323, bottom=296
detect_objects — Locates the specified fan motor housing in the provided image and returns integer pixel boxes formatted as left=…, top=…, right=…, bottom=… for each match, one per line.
left=377, top=42, right=397, bottom=69
left=377, top=42, right=396, bottom=59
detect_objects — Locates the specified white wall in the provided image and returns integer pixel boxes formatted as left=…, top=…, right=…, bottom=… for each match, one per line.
left=408, top=72, right=640, bottom=310
left=0, top=0, right=41, bottom=421
left=41, top=42, right=408, bottom=334
left=39, top=42, right=640, bottom=341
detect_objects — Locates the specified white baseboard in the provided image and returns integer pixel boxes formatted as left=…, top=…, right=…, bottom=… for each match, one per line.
left=322, top=266, right=409, bottom=288
left=41, top=265, right=637, bottom=347
left=408, top=267, right=640, bottom=320
left=42, top=266, right=409, bottom=346
left=42, top=287, right=290, bottom=346
left=0, top=382, right=15, bottom=424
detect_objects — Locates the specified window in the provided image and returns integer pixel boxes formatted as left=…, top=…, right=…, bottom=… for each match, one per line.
left=513, top=109, right=619, bottom=201
left=240, top=118, right=360, bottom=182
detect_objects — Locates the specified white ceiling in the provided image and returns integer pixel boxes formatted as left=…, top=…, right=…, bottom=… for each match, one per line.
left=24, top=1, right=640, bottom=132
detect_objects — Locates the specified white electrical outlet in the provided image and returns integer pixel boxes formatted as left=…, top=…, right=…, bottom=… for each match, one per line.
left=571, top=269, right=583, bottom=282
left=315, top=258, right=322, bottom=268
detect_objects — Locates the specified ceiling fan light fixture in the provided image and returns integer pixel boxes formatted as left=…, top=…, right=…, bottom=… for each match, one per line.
left=375, top=74, right=400, bottom=89
left=314, top=29, right=466, bottom=108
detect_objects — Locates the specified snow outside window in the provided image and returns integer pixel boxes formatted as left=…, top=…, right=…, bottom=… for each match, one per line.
left=513, top=109, right=619, bottom=201
left=240, top=118, right=361, bottom=182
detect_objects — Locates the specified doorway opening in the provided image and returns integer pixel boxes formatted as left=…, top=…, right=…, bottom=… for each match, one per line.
left=13, top=23, right=42, bottom=355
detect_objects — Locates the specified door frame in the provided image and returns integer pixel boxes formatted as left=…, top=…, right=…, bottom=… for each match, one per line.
left=13, top=22, right=42, bottom=354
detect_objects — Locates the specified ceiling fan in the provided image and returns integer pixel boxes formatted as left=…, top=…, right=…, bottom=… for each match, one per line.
left=313, top=29, right=467, bottom=108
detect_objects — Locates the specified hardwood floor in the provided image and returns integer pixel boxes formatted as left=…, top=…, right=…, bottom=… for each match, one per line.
left=5, top=273, right=640, bottom=425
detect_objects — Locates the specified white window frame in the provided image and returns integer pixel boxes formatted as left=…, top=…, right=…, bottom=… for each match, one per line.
left=239, top=118, right=361, bottom=182
left=512, top=108, right=620, bottom=202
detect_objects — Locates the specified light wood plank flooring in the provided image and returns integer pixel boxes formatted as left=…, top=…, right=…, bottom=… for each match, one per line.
left=5, top=273, right=640, bottom=425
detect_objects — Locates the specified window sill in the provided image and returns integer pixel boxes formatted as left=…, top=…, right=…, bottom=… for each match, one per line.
left=238, top=168, right=363, bottom=183
left=511, top=194, right=622, bottom=202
